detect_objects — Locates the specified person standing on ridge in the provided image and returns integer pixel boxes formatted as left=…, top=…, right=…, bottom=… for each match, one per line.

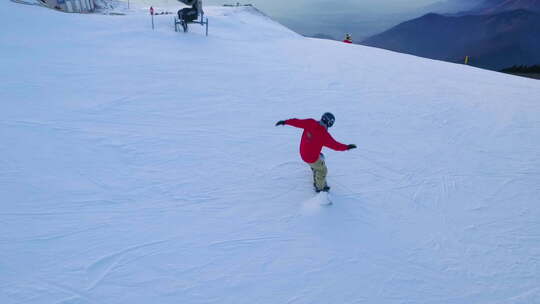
left=276, top=113, right=356, bottom=193
left=343, top=34, right=352, bottom=44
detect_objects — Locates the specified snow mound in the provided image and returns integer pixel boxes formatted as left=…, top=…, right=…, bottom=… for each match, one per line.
left=9, top=0, right=44, bottom=6
left=93, top=0, right=125, bottom=11
left=1, top=1, right=540, bottom=304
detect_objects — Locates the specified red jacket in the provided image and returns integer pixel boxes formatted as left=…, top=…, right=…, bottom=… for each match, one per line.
left=343, top=39, right=352, bottom=44
left=285, top=118, right=348, bottom=163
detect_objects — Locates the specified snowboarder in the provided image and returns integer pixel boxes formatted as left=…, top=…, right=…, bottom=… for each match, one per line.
left=343, top=34, right=352, bottom=44
left=276, top=113, right=356, bottom=193
left=177, top=0, right=203, bottom=31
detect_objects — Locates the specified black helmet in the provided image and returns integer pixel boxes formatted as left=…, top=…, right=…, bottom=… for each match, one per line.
left=321, top=112, right=335, bottom=128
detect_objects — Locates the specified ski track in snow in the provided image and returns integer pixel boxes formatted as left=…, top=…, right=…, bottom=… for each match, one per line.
left=1, top=1, right=540, bottom=304
left=85, top=240, right=168, bottom=291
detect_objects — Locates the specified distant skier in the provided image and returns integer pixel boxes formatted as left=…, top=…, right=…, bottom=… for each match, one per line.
left=276, top=113, right=356, bottom=193
left=177, top=0, right=203, bottom=26
left=343, top=34, right=352, bottom=44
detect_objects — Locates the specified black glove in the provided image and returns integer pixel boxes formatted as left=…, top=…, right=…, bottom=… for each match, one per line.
left=347, top=144, right=357, bottom=150
left=275, top=120, right=286, bottom=126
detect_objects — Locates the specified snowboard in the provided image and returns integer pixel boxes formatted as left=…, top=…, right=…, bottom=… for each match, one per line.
left=314, top=191, right=332, bottom=206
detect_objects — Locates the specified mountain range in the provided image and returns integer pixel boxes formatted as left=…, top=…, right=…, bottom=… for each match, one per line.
left=420, top=0, right=483, bottom=14
left=472, top=0, right=540, bottom=14
left=363, top=0, right=540, bottom=70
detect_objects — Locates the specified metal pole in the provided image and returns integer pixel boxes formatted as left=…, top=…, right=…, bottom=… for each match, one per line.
left=150, top=6, right=155, bottom=30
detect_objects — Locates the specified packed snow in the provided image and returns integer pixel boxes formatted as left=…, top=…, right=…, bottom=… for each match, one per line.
left=1, top=1, right=540, bottom=303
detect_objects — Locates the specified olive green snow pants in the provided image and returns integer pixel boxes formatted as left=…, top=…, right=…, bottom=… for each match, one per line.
left=309, top=157, right=327, bottom=190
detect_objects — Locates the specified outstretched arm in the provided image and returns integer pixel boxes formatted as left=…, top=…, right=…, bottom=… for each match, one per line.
left=275, top=118, right=310, bottom=129
left=324, top=133, right=355, bottom=151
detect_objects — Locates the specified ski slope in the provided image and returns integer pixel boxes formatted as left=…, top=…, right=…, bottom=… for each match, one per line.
left=1, top=2, right=540, bottom=303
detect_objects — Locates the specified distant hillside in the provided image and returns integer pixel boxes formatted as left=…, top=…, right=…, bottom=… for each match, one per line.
left=362, top=9, right=540, bottom=70
left=501, top=64, right=540, bottom=79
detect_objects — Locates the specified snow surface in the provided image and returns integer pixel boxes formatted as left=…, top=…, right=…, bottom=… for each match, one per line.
left=1, top=1, right=540, bottom=303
